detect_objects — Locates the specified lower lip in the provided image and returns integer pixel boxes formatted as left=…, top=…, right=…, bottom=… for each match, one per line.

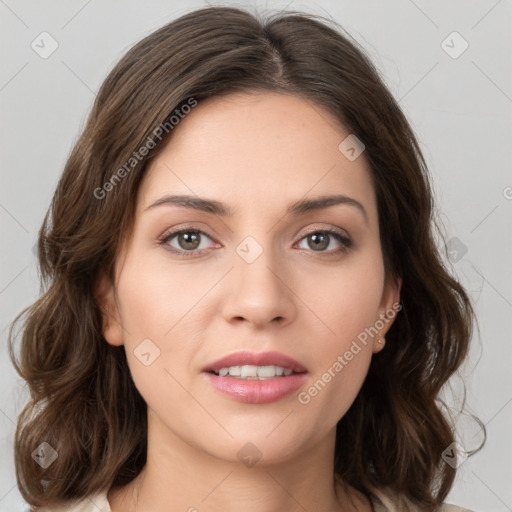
left=203, top=372, right=308, bottom=404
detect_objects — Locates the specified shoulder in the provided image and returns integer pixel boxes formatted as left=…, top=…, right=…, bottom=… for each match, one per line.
left=371, top=487, right=475, bottom=512
left=34, top=492, right=111, bottom=512
left=438, top=506, right=475, bottom=512
left=391, top=505, right=475, bottom=512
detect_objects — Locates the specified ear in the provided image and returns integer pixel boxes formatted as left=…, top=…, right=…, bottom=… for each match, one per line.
left=94, top=270, right=124, bottom=346
left=372, top=275, right=402, bottom=354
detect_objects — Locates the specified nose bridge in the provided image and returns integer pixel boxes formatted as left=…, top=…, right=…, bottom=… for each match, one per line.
left=223, top=233, right=296, bottom=326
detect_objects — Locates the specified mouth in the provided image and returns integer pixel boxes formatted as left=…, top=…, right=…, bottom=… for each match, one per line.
left=202, top=351, right=308, bottom=404
left=202, top=350, right=307, bottom=377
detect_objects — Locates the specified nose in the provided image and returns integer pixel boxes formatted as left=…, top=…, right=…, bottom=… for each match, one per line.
left=221, top=244, right=297, bottom=329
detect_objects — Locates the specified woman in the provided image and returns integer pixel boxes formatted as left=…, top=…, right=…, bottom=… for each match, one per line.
left=9, top=6, right=484, bottom=512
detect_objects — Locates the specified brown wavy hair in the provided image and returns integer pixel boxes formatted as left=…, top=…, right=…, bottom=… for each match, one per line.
left=9, top=5, right=485, bottom=510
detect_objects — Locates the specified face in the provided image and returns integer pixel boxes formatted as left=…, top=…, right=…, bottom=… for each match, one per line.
left=97, top=91, right=400, bottom=466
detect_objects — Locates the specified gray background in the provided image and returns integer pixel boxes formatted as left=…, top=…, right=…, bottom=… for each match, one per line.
left=1, top=1, right=511, bottom=510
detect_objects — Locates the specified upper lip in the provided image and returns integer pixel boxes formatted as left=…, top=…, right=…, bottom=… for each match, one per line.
left=203, top=350, right=308, bottom=373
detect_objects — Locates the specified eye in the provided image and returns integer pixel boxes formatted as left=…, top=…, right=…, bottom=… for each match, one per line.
left=296, top=228, right=352, bottom=255
left=158, top=226, right=352, bottom=257
left=158, top=228, right=217, bottom=256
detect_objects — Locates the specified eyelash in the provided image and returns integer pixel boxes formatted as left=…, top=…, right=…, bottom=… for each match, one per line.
left=157, top=226, right=353, bottom=258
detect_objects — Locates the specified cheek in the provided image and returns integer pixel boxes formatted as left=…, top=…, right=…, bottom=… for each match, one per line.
left=308, top=244, right=384, bottom=351
left=114, top=257, right=213, bottom=395
left=296, top=249, right=384, bottom=420
left=116, top=255, right=213, bottom=345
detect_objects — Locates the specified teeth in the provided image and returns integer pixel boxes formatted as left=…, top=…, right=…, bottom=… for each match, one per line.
left=215, top=365, right=295, bottom=379
left=241, top=365, right=258, bottom=378
left=256, top=365, right=276, bottom=377
left=228, top=366, right=241, bottom=376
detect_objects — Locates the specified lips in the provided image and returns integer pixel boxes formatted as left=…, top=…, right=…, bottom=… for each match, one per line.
left=202, top=350, right=308, bottom=374
left=202, top=350, right=308, bottom=404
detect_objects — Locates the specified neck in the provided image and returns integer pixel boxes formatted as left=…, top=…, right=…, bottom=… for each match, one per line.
left=108, top=410, right=371, bottom=512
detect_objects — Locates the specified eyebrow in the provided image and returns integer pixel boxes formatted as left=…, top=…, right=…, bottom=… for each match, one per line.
left=145, top=194, right=368, bottom=224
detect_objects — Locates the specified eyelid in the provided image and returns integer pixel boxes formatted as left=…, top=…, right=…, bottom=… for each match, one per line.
left=158, top=221, right=216, bottom=238
left=299, top=224, right=351, bottom=241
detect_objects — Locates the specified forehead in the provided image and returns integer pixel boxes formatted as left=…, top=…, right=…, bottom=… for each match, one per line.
left=138, top=91, right=377, bottom=223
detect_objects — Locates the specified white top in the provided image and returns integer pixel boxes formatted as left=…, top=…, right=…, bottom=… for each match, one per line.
left=35, top=492, right=110, bottom=512
left=35, top=488, right=475, bottom=512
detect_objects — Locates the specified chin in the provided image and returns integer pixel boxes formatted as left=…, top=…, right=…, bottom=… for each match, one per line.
left=201, top=429, right=314, bottom=467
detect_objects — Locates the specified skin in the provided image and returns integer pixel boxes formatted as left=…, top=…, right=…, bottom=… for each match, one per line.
left=97, top=91, right=401, bottom=512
